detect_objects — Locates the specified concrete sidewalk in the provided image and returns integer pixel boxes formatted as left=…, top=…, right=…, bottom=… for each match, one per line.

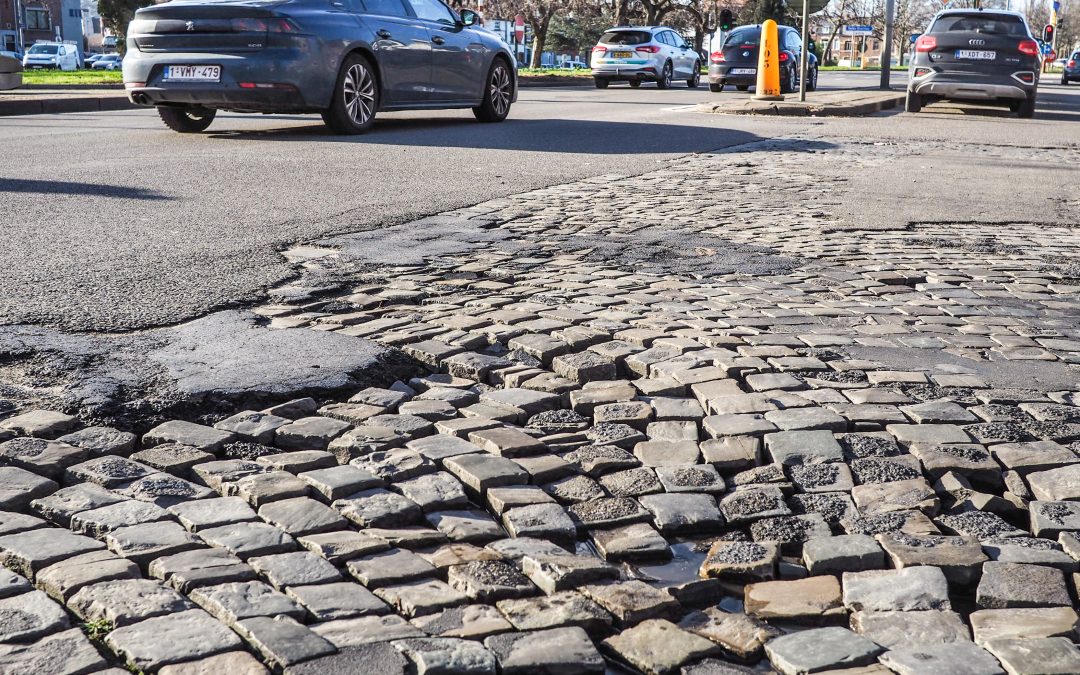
left=0, top=85, right=134, bottom=116
left=0, top=76, right=591, bottom=117
left=696, top=88, right=904, bottom=116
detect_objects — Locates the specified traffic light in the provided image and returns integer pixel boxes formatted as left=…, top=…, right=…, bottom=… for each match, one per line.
left=719, top=9, right=734, bottom=32
left=1043, top=24, right=1055, bottom=43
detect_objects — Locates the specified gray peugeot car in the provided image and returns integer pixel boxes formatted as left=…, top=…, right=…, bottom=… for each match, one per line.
left=123, top=0, right=516, bottom=134
left=906, top=9, right=1040, bottom=117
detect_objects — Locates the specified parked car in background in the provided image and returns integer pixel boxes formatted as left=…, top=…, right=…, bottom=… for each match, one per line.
left=22, top=42, right=79, bottom=71
left=93, top=54, right=123, bottom=71
left=123, top=0, right=516, bottom=134
left=84, top=53, right=106, bottom=67
left=1062, top=51, right=1080, bottom=85
left=0, top=50, right=23, bottom=62
left=562, top=60, right=587, bottom=70
left=591, top=26, right=701, bottom=89
left=906, top=9, right=1040, bottom=117
left=708, top=24, right=817, bottom=93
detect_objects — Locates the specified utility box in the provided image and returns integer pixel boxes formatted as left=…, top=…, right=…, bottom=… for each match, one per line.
left=0, top=54, right=22, bottom=91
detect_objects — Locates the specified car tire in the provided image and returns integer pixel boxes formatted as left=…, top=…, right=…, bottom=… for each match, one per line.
left=473, top=57, right=513, bottom=123
left=1014, top=93, right=1036, bottom=118
left=687, top=63, right=700, bottom=88
left=736, top=84, right=749, bottom=91
left=157, top=106, right=216, bottom=133
left=806, top=65, right=818, bottom=92
left=322, top=52, right=379, bottom=135
left=709, top=82, right=722, bottom=93
left=629, top=80, right=641, bottom=88
left=1061, top=76, right=1068, bottom=85
left=594, top=78, right=609, bottom=89
left=781, top=66, right=796, bottom=94
left=905, top=89, right=922, bottom=113
left=656, top=61, right=672, bottom=89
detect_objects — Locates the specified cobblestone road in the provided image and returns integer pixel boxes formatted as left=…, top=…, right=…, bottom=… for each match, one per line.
left=0, top=137, right=1078, bottom=674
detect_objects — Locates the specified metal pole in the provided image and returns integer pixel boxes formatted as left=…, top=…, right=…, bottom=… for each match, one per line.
left=799, top=0, right=809, bottom=101
left=14, top=0, right=24, bottom=52
left=880, top=0, right=896, bottom=89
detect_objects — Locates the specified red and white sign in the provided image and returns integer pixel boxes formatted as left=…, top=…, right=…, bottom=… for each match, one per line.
left=514, top=15, right=525, bottom=43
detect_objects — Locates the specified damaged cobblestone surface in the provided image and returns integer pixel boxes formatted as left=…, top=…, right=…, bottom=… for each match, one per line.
left=0, top=139, right=1079, bottom=673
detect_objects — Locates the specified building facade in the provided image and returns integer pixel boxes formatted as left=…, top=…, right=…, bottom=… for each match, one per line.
left=1, top=0, right=101, bottom=54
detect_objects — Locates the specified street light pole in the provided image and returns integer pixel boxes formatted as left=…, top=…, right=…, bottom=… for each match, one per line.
left=14, top=0, right=24, bottom=52
left=798, top=0, right=809, bottom=101
left=880, top=0, right=895, bottom=89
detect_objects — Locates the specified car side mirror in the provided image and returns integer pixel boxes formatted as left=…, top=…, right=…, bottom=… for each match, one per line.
left=459, top=9, right=478, bottom=27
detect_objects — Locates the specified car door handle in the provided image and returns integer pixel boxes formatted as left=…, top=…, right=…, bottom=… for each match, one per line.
left=377, top=29, right=391, bottom=39
left=432, top=36, right=445, bottom=45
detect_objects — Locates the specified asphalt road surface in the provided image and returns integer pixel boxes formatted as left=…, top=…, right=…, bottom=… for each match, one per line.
left=1, top=71, right=1078, bottom=332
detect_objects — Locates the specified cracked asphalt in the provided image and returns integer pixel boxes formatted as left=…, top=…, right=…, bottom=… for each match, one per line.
left=0, top=71, right=1078, bottom=333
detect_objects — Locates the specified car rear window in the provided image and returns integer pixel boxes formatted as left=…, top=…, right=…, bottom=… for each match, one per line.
left=725, top=27, right=760, bottom=47
left=600, top=31, right=652, bottom=46
left=930, top=13, right=1027, bottom=36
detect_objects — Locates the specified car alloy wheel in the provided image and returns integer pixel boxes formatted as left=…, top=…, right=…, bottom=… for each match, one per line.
left=474, top=58, right=514, bottom=122
left=657, top=62, right=672, bottom=89
left=343, top=62, right=376, bottom=127
left=488, top=63, right=512, bottom=118
left=687, top=65, right=700, bottom=88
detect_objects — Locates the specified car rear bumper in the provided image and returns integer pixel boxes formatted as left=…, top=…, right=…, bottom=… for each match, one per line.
left=123, top=48, right=323, bottom=112
left=911, top=76, right=1031, bottom=100
left=708, top=65, right=757, bottom=86
left=592, top=66, right=659, bottom=81
left=128, top=84, right=311, bottom=111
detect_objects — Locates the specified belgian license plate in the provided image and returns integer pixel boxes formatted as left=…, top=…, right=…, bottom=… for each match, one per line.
left=164, top=65, right=221, bottom=82
left=956, top=50, right=995, bottom=60
left=731, top=68, right=756, bottom=75
left=612, top=51, right=633, bottom=58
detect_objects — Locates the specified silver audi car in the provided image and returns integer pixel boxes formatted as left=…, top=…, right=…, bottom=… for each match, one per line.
left=123, top=0, right=517, bottom=134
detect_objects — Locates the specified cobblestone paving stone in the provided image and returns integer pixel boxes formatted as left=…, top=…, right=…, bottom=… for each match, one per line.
left=0, top=138, right=1079, bottom=673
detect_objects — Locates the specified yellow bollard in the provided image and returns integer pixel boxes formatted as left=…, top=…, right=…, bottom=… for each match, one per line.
left=753, top=19, right=784, bottom=101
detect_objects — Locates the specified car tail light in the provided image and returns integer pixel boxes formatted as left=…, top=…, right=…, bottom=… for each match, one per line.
left=1070, top=59, right=1077, bottom=68
left=1018, top=39, right=1039, bottom=56
left=710, top=50, right=724, bottom=63
left=124, top=81, right=145, bottom=88
left=231, top=17, right=298, bottom=32
left=636, top=45, right=660, bottom=53
left=231, top=18, right=267, bottom=31
left=913, top=67, right=932, bottom=77
left=1012, top=71, right=1035, bottom=83
left=915, top=35, right=936, bottom=52
left=592, top=46, right=606, bottom=53
left=779, top=52, right=789, bottom=62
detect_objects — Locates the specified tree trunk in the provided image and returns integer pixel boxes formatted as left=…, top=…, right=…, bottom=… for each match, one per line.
left=615, top=0, right=630, bottom=26
left=823, top=25, right=842, bottom=63
left=528, top=11, right=553, bottom=69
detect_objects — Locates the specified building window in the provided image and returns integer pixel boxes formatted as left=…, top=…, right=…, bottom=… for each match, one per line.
left=26, top=8, right=50, bottom=30
left=92, top=17, right=101, bottom=33
left=69, top=8, right=83, bottom=17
